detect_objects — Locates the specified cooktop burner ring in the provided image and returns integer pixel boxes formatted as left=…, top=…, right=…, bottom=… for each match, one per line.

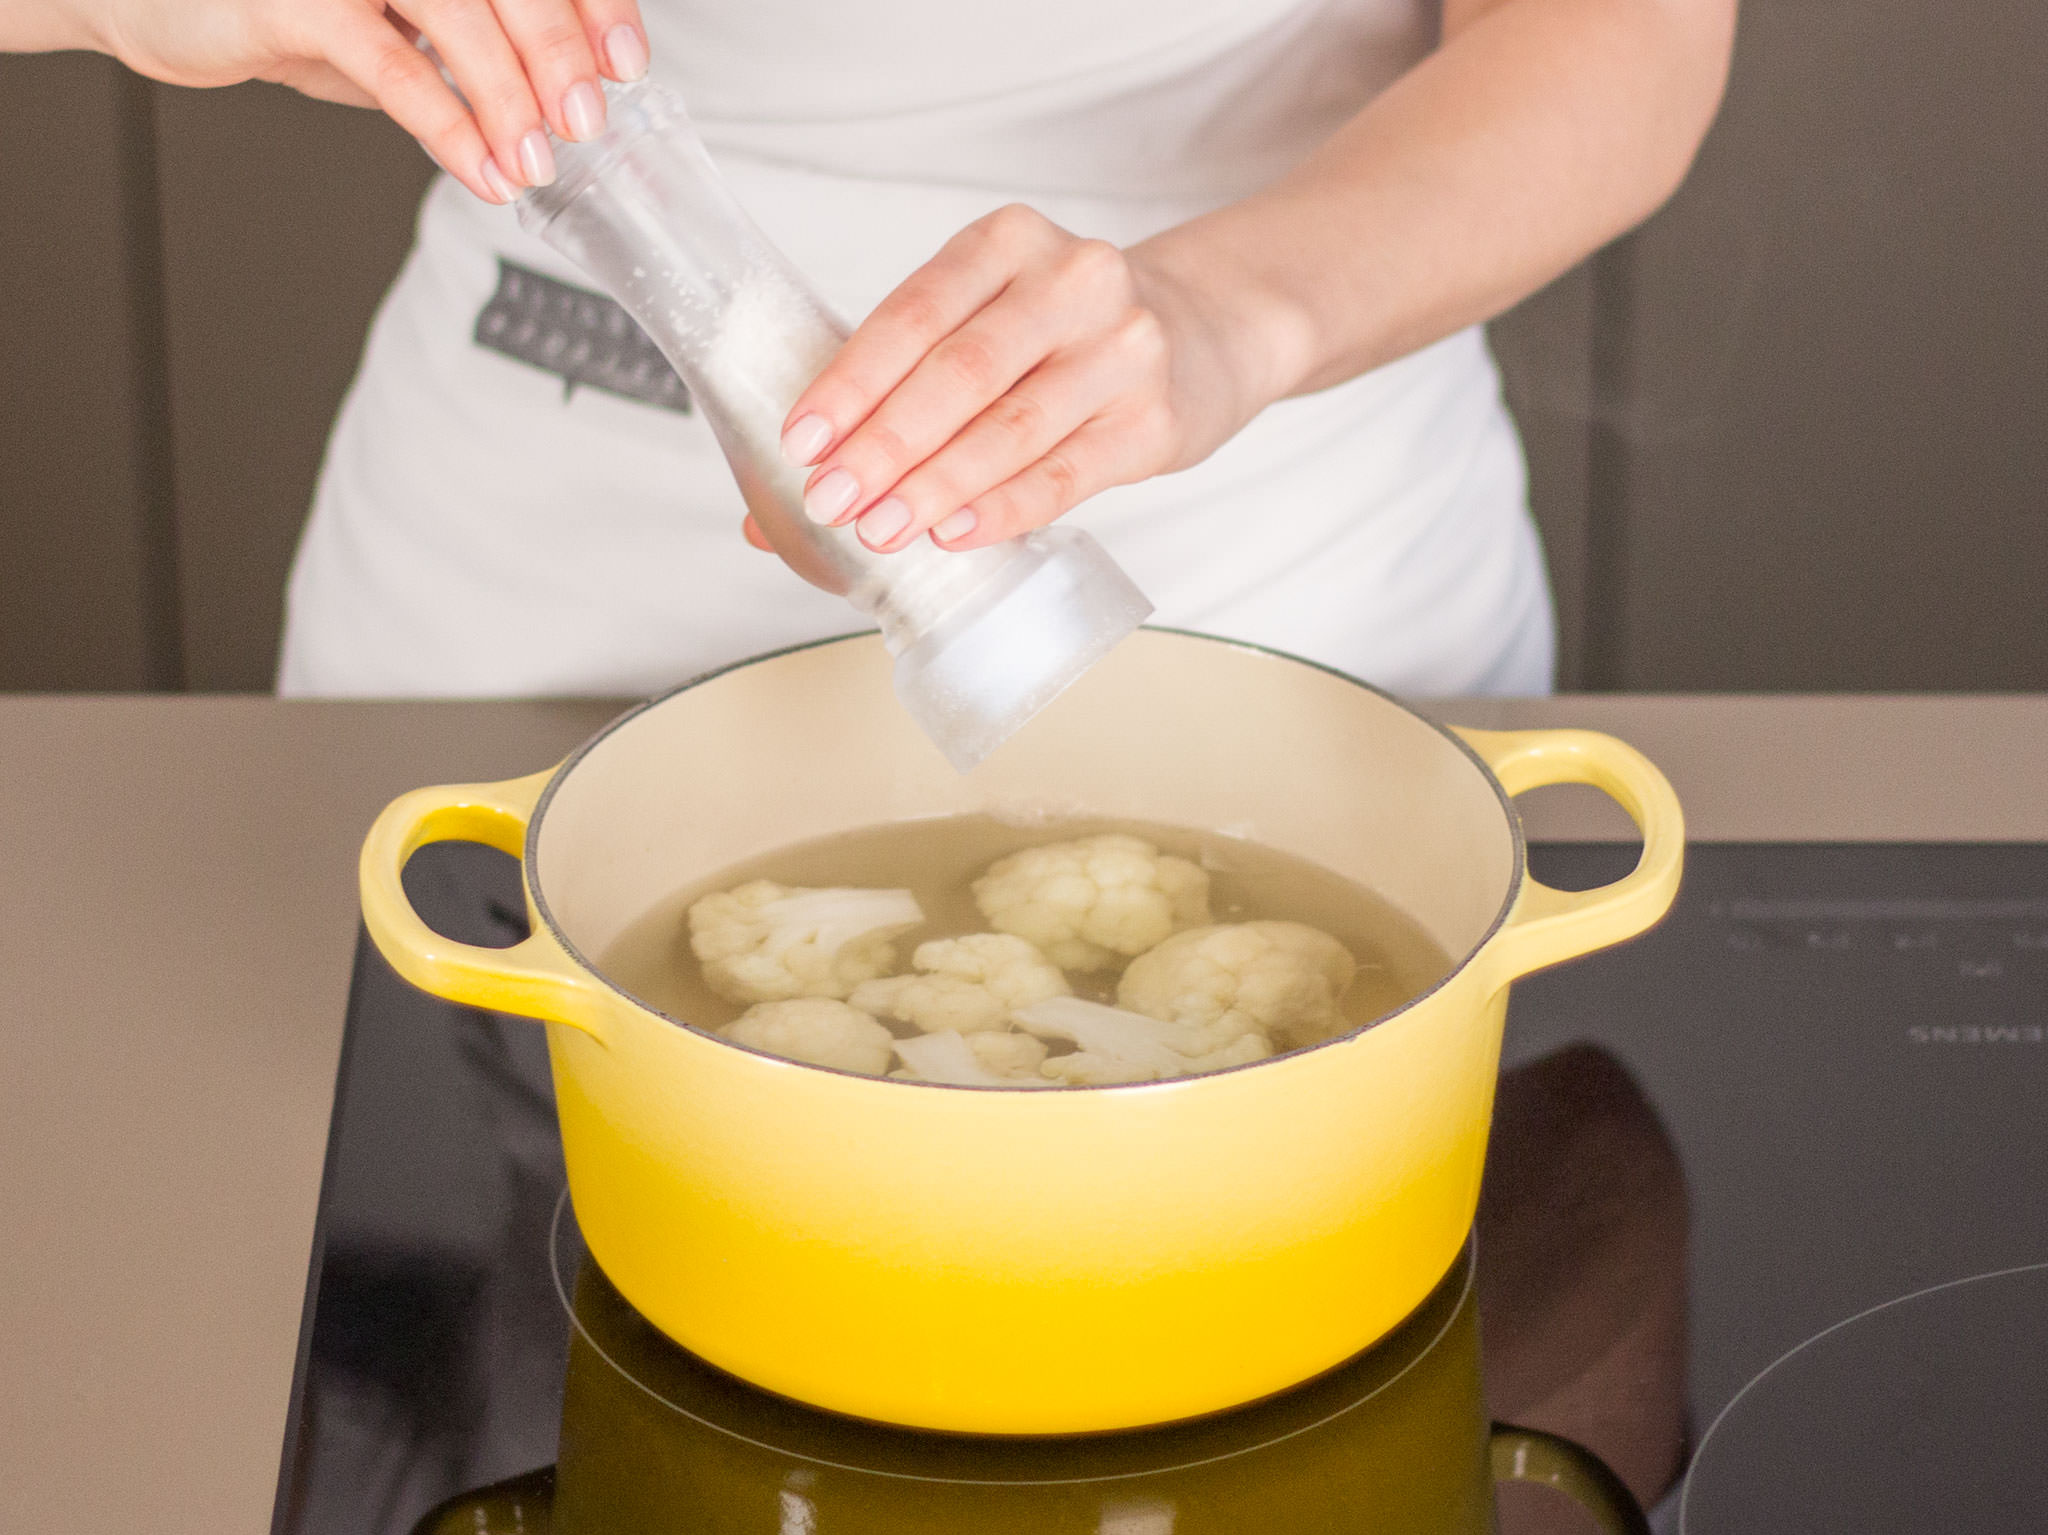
left=545, top=1187, right=1476, bottom=1485
left=1679, top=1259, right=2048, bottom=1533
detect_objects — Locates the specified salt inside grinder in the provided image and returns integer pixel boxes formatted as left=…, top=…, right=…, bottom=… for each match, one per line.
left=517, top=83, right=1153, bottom=770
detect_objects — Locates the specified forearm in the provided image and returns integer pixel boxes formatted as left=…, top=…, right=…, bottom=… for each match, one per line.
left=2, top=0, right=104, bottom=53
left=1136, top=0, right=1737, bottom=414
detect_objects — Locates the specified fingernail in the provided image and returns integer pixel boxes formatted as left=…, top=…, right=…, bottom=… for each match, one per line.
left=781, top=413, right=832, bottom=466
left=518, top=130, right=556, bottom=187
left=804, top=468, right=860, bottom=525
left=932, top=508, right=978, bottom=545
left=604, top=23, right=650, bottom=82
left=858, top=497, right=912, bottom=549
left=479, top=156, right=519, bottom=204
left=562, top=81, right=606, bottom=142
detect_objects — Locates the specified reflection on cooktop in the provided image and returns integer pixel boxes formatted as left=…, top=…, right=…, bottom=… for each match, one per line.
left=276, top=843, right=2048, bottom=1533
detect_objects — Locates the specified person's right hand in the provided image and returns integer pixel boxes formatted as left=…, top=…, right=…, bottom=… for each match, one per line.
left=72, top=0, right=649, bottom=203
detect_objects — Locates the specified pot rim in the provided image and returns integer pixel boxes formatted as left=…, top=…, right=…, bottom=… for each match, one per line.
left=524, top=626, right=1527, bottom=1091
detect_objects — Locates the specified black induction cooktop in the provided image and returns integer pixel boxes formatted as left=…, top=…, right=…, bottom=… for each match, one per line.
left=273, top=842, right=2048, bottom=1535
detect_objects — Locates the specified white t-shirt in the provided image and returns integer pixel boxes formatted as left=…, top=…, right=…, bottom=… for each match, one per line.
left=278, top=0, right=1554, bottom=698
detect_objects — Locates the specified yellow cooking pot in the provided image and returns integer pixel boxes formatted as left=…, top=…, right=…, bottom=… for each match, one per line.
left=360, top=629, right=1682, bottom=1434
left=419, top=1234, right=1650, bottom=1535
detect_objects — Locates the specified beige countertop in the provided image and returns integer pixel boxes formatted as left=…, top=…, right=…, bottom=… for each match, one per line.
left=4, top=692, right=2046, bottom=1535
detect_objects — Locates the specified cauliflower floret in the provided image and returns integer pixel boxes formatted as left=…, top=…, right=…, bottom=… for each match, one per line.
left=893, top=1028, right=1056, bottom=1087
left=1017, top=996, right=1195, bottom=1079
left=967, top=1029, right=1051, bottom=1078
left=849, top=933, right=1069, bottom=1034
left=718, top=998, right=895, bottom=1076
left=688, top=880, right=924, bottom=1003
left=1015, top=996, right=1267, bottom=1085
left=1117, top=920, right=1357, bottom=1052
left=1034, top=1025, right=1275, bottom=1085
left=1038, top=1051, right=1159, bottom=1087
left=1190, top=1031, right=1274, bottom=1071
left=971, top=834, right=1212, bottom=971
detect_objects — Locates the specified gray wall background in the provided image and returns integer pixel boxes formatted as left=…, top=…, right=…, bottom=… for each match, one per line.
left=3, top=2, right=2044, bottom=695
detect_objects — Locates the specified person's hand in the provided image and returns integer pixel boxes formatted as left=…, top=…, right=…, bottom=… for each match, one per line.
left=73, top=0, right=649, bottom=204
left=761, top=204, right=1269, bottom=556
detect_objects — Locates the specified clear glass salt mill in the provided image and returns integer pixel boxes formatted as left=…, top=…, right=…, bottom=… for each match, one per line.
left=515, top=83, right=1153, bottom=771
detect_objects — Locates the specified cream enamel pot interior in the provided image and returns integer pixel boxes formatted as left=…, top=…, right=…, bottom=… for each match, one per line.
left=361, top=629, right=1683, bottom=1435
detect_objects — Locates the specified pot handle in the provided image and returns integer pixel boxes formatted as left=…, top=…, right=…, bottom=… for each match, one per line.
left=1490, top=1424, right=1653, bottom=1534
left=1455, top=728, right=1685, bottom=985
left=359, top=769, right=607, bottom=1040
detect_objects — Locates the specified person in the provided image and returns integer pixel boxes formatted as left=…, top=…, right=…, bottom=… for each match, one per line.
left=10, top=0, right=1734, bottom=699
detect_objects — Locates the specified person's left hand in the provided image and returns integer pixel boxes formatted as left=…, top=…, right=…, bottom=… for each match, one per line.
left=754, top=204, right=1255, bottom=555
